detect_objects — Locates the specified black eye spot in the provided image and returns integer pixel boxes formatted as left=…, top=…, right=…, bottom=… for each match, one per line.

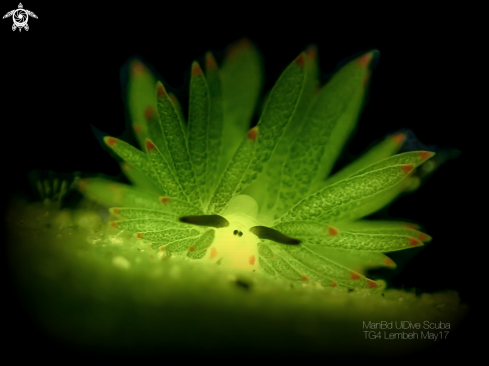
left=238, top=231, right=243, bottom=237
left=233, top=230, right=238, bottom=235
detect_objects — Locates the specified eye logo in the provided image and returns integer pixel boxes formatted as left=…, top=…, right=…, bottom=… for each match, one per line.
left=3, top=3, right=37, bottom=32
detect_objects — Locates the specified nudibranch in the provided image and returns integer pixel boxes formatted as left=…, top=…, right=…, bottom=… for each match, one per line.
left=79, top=39, right=434, bottom=290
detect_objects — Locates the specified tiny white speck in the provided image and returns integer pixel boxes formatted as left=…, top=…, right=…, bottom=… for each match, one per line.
left=112, top=256, right=130, bottom=269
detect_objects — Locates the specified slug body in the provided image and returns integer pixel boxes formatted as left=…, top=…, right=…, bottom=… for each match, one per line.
left=202, top=195, right=261, bottom=271
left=82, top=45, right=435, bottom=289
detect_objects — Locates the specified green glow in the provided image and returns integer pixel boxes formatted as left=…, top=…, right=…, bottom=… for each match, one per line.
left=77, top=41, right=438, bottom=290
left=6, top=200, right=466, bottom=355
left=6, top=40, right=466, bottom=356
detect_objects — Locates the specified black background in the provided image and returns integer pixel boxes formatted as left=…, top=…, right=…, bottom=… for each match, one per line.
left=1, top=3, right=476, bottom=360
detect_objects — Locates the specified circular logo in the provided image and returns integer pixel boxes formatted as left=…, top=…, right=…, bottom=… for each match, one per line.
left=12, top=9, right=28, bottom=27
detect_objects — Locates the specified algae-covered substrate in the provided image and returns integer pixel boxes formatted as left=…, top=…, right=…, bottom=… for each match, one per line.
left=6, top=199, right=467, bottom=357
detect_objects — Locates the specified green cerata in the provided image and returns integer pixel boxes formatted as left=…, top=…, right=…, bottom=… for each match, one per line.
left=79, top=39, right=434, bottom=291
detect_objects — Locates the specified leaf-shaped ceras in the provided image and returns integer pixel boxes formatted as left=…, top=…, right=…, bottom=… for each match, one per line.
left=80, top=40, right=436, bottom=290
